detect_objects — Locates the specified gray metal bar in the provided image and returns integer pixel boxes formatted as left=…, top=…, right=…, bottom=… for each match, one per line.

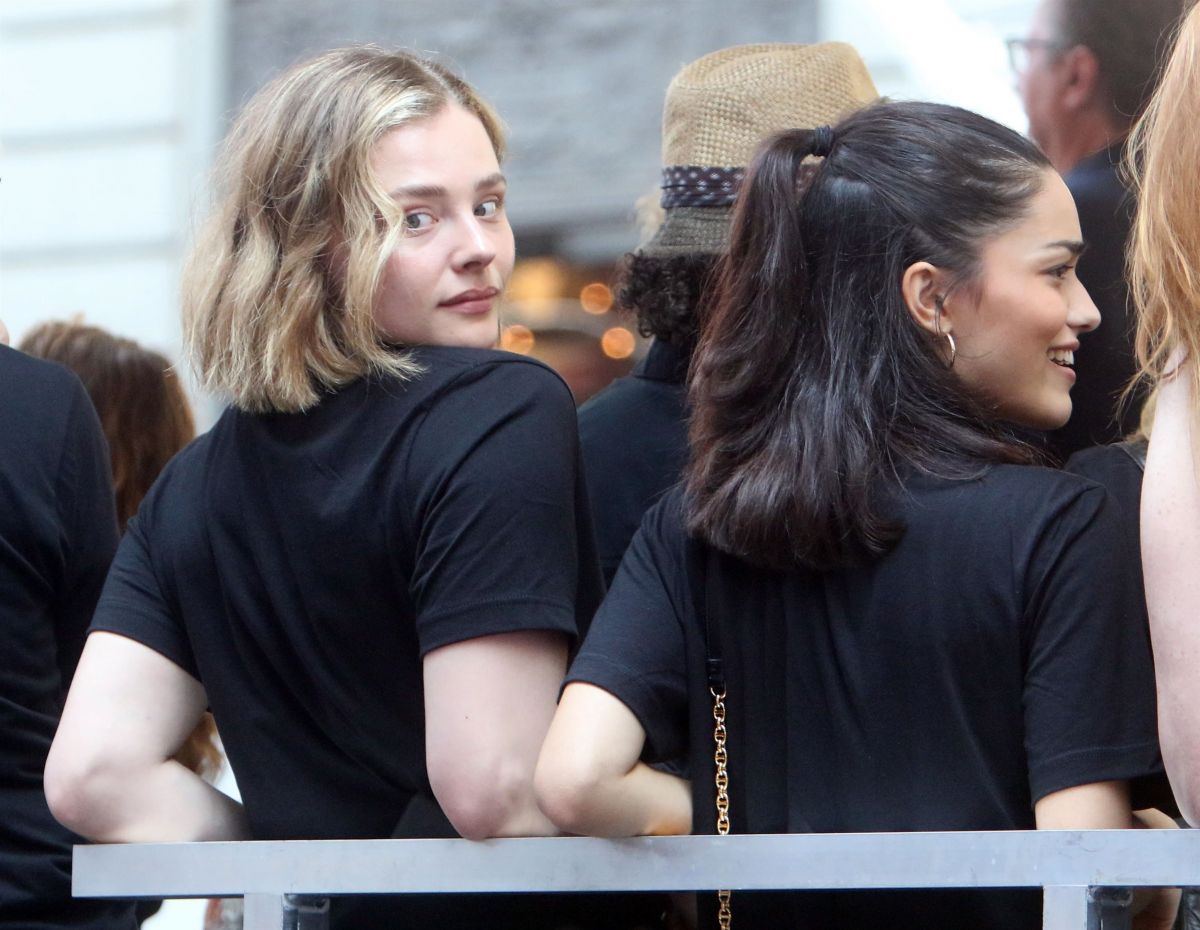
left=1087, top=886, right=1133, bottom=930
left=282, top=895, right=330, bottom=930
left=72, top=830, right=1200, bottom=898
left=1043, top=886, right=1089, bottom=930
left=243, top=893, right=284, bottom=930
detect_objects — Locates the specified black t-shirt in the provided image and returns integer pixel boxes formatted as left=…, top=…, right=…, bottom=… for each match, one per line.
left=569, top=466, right=1164, bottom=929
left=578, top=338, right=690, bottom=586
left=90, top=347, right=633, bottom=928
left=1065, top=441, right=1146, bottom=572
left=0, top=346, right=135, bottom=929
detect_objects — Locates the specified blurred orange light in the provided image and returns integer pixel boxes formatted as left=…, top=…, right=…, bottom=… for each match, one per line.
left=601, top=326, right=636, bottom=360
left=579, top=282, right=614, bottom=315
left=501, top=324, right=536, bottom=355
left=507, top=258, right=566, bottom=303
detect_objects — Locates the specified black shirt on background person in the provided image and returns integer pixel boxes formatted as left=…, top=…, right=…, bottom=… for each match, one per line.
left=579, top=338, right=690, bottom=587
left=0, top=344, right=135, bottom=930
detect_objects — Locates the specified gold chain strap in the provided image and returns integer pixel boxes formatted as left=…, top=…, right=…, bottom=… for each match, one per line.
left=711, top=685, right=732, bottom=930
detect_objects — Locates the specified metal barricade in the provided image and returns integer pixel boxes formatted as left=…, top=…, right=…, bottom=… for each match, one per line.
left=73, top=829, right=1200, bottom=930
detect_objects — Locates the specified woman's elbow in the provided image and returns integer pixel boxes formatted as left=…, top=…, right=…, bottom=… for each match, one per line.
left=533, top=750, right=604, bottom=836
left=44, top=742, right=113, bottom=840
left=429, top=757, right=541, bottom=840
left=1157, top=719, right=1200, bottom=827
left=1164, top=754, right=1200, bottom=827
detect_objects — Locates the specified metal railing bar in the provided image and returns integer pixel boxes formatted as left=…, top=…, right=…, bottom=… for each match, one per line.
left=242, top=893, right=284, bottom=930
left=1043, top=886, right=1091, bottom=930
left=72, top=830, right=1200, bottom=898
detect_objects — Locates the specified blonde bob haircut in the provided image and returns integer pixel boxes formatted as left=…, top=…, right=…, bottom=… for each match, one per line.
left=1128, top=4, right=1200, bottom=399
left=183, top=46, right=505, bottom=413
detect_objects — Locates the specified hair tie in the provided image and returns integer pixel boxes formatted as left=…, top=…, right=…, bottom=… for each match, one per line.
left=811, top=125, right=835, bottom=158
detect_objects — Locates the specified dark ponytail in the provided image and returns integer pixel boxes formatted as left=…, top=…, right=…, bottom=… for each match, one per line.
left=686, top=102, right=1050, bottom=571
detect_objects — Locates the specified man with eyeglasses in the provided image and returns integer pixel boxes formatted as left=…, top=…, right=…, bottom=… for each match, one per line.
left=1008, top=0, right=1192, bottom=459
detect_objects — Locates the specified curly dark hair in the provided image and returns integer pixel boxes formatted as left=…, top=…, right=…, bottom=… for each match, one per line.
left=615, top=251, right=718, bottom=346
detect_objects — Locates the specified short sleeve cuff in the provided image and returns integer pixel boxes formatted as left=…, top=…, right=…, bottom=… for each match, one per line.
left=417, top=596, right=579, bottom=656
left=566, top=651, right=684, bottom=763
left=89, top=599, right=200, bottom=682
left=1028, top=739, right=1165, bottom=804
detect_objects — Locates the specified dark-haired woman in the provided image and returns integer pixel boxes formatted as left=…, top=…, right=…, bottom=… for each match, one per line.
left=536, top=101, right=1174, bottom=929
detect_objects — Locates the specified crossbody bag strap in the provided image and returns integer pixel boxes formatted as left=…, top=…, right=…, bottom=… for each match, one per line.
left=687, top=535, right=732, bottom=929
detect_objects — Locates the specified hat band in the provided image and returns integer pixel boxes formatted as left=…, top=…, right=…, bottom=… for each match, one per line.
left=660, top=165, right=745, bottom=209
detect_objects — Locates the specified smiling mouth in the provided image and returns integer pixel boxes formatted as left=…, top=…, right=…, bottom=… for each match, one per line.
left=1048, top=348, right=1075, bottom=368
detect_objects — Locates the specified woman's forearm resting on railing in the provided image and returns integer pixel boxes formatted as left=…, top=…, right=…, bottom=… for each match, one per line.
left=535, top=682, right=692, bottom=837
left=44, top=632, right=250, bottom=842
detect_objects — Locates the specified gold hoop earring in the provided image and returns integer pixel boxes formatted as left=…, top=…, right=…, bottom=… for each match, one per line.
left=934, top=295, right=956, bottom=369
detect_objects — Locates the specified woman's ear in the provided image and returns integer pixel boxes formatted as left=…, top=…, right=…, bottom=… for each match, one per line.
left=901, top=261, right=950, bottom=336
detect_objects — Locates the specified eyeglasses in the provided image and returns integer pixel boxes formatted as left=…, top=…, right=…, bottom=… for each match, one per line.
left=1005, top=37, right=1070, bottom=74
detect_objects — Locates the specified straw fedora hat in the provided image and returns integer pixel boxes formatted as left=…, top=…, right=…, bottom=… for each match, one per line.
left=641, top=42, right=879, bottom=258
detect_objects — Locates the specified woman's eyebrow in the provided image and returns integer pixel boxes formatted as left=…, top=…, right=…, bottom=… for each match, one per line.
left=389, top=173, right=507, bottom=200
left=1043, top=239, right=1087, bottom=256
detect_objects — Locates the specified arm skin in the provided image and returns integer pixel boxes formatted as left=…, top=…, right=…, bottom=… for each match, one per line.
left=534, top=698, right=1173, bottom=921
left=423, top=630, right=572, bottom=840
left=1141, top=363, right=1200, bottom=826
left=44, top=631, right=249, bottom=842
left=1034, top=780, right=1134, bottom=830
left=48, top=629, right=570, bottom=844
left=1036, top=782, right=1179, bottom=930
left=534, top=682, right=691, bottom=837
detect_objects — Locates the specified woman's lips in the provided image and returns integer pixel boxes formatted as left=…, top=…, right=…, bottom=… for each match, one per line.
left=440, top=288, right=499, bottom=315
left=1050, top=357, right=1077, bottom=383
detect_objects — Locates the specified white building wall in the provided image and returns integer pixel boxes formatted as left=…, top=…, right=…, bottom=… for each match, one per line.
left=2, top=7, right=226, bottom=924
left=821, top=0, right=1039, bottom=132
left=0, top=0, right=225, bottom=359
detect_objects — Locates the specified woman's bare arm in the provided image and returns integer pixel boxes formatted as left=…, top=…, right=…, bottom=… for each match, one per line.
left=423, top=630, right=569, bottom=840
left=44, top=631, right=249, bottom=842
left=1142, top=364, right=1200, bottom=825
left=1036, top=782, right=1178, bottom=930
left=535, top=681, right=691, bottom=837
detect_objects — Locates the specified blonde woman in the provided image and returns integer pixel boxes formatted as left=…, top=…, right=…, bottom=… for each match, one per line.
left=44, top=47, right=617, bottom=929
left=1128, top=3, right=1200, bottom=827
